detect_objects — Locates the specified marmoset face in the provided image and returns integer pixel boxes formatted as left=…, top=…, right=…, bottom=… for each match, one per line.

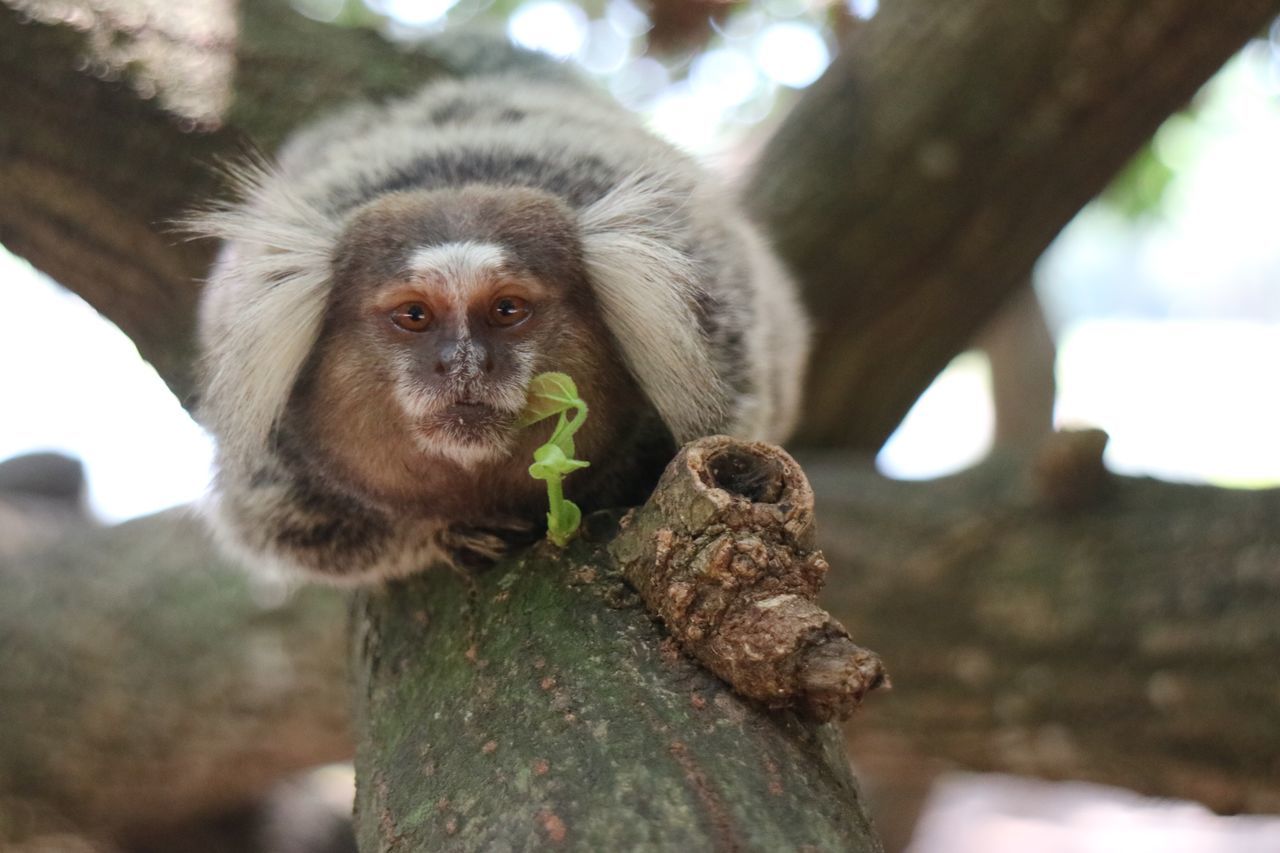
left=369, top=240, right=547, bottom=465
left=285, top=185, right=619, bottom=509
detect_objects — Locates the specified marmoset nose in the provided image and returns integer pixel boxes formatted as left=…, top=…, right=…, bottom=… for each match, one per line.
left=435, top=339, right=493, bottom=376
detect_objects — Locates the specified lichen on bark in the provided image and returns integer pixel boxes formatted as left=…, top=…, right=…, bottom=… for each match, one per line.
left=351, top=524, right=882, bottom=852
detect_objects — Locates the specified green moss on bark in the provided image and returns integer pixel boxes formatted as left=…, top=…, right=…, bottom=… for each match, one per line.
left=352, top=536, right=881, bottom=852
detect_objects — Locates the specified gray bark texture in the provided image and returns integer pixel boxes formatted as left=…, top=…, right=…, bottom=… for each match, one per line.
left=2, top=0, right=1279, bottom=849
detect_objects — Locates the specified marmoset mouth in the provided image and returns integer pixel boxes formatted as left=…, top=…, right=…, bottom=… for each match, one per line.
left=413, top=402, right=516, bottom=467
left=431, top=401, right=513, bottom=433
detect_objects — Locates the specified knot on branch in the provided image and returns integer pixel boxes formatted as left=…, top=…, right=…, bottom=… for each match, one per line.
left=1033, top=427, right=1113, bottom=512
left=612, top=436, right=887, bottom=722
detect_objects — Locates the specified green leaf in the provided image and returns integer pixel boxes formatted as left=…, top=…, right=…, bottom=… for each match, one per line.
left=516, top=372, right=586, bottom=428
left=528, top=443, right=589, bottom=481
left=519, top=372, right=591, bottom=548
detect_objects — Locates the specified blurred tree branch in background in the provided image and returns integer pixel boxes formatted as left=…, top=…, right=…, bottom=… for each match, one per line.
left=0, top=509, right=352, bottom=849
left=744, top=0, right=1280, bottom=448
left=808, top=445, right=1280, bottom=817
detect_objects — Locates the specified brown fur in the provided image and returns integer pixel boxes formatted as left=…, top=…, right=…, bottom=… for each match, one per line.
left=280, top=186, right=662, bottom=531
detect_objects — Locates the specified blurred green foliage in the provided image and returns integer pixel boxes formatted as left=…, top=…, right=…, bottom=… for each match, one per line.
left=1099, top=143, right=1176, bottom=221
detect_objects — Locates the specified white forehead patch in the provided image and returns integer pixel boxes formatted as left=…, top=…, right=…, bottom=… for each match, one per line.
left=408, top=241, right=507, bottom=306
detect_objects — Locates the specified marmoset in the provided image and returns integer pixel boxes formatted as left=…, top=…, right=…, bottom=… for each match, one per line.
left=195, top=43, right=808, bottom=583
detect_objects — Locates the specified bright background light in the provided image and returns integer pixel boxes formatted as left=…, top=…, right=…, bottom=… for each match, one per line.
left=366, top=0, right=458, bottom=28
left=847, top=0, right=879, bottom=20
left=508, top=0, right=589, bottom=59
left=752, top=21, right=831, bottom=88
left=0, top=251, right=213, bottom=523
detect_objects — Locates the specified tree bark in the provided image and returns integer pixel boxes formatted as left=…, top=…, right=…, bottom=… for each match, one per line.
left=802, top=451, right=1280, bottom=816
left=746, top=0, right=1280, bottom=449
left=350, top=437, right=884, bottom=850
left=0, top=511, right=352, bottom=847
left=351, top=536, right=880, bottom=851
left=612, top=437, right=886, bottom=723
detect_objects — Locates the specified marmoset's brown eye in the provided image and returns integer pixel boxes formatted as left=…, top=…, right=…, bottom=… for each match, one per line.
left=490, top=295, right=532, bottom=327
left=391, top=302, right=432, bottom=332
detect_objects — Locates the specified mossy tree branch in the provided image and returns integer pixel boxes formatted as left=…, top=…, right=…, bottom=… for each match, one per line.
left=351, top=537, right=880, bottom=851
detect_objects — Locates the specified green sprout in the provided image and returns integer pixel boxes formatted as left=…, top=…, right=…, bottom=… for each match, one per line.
left=517, top=372, right=590, bottom=547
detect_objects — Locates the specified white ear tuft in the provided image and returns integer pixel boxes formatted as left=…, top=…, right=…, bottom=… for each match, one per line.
left=189, top=160, right=340, bottom=463
left=578, top=176, right=729, bottom=443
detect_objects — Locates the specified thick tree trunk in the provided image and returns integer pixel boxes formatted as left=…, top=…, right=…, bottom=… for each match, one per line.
left=746, top=0, right=1280, bottom=449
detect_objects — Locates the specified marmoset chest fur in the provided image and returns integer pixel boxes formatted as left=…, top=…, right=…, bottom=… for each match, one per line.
left=195, top=50, right=809, bottom=582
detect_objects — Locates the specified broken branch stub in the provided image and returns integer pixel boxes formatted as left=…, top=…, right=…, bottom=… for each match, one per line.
left=612, top=436, right=887, bottom=722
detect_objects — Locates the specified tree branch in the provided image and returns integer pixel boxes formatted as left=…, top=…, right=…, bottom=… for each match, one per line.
left=804, top=448, right=1280, bottom=815
left=612, top=437, right=886, bottom=722
left=0, top=448, right=885, bottom=851
left=351, top=438, right=884, bottom=849
left=746, top=0, right=1280, bottom=448
left=351, top=533, right=880, bottom=851
left=8, top=0, right=1276, bottom=438
left=0, top=511, right=351, bottom=847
